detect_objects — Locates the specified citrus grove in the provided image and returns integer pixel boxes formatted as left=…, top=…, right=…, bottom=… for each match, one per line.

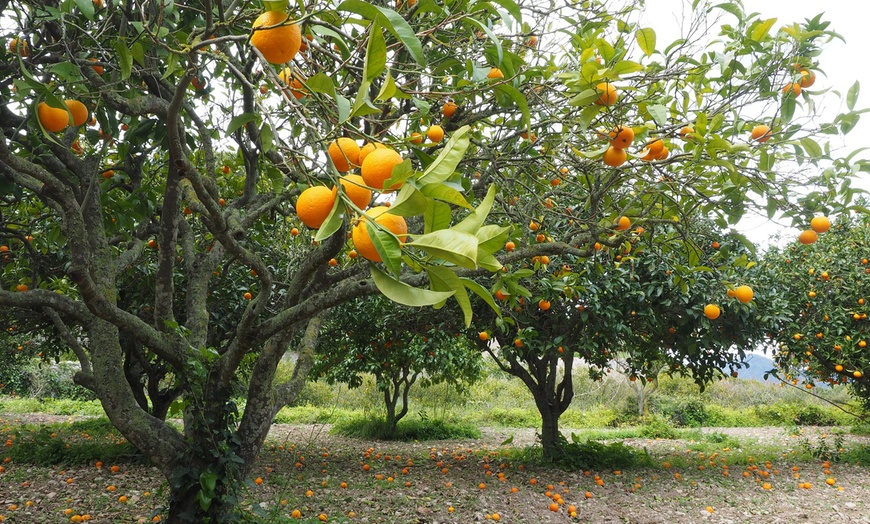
left=0, top=0, right=866, bottom=521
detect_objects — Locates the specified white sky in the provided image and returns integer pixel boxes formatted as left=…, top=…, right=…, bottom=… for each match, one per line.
left=639, top=0, right=870, bottom=247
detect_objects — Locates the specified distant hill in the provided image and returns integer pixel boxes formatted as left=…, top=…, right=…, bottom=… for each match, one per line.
left=735, top=354, right=777, bottom=382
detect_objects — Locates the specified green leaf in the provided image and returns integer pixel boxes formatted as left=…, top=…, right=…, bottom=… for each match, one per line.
left=477, top=253, right=502, bottom=272
left=336, top=94, right=351, bottom=123
left=750, top=18, right=777, bottom=42
left=454, top=185, right=497, bottom=235
left=200, top=470, right=218, bottom=493
left=647, top=104, right=668, bottom=126
left=475, top=224, right=510, bottom=255
left=115, top=41, right=132, bottom=81
left=370, top=266, right=454, bottom=307
left=610, top=60, right=644, bottom=76
left=462, top=278, right=501, bottom=317
left=314, top=197, right=342, bottom=241
left=363, top=19, right=386, bottom=82
left=388, top=183, right=429, bottom=217
left=419, top=125, right=471, bottom=184
left=74, top=0, right=95, bottom=19
left=263, top=0, right=288, bottom=10
left=306, top=73, right=337, bottom=97
left=427, top=266, right=472, bottom=326
left=576, top=104, right=603, bottom=131
left=635, top=27, right=656, bottom=57
left=493, top=84, right=530, bottom=129
left=260, top=122, right=274, bottom=153
left=226, top=113, right=258, bottom=135
left=467, top=18, right=502, bottom=64
left=408, top=229, right=479, bottom=269
left=337, top=0, right=426, bottom=65
left=799, top=137, right=823, bottom=159
left=420, top=183, right=472, bottom=208
left=375, top=71, right=398, bottom=102
left=424, top=200, right=452, bottom=234
left=848, top=81, right=860, bottom=111
left=365, top=220, right=404, bottom=276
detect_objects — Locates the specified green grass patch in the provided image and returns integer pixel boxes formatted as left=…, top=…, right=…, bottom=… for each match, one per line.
left=0, top=396, right=105, bottom=416
left=4, top=417, right=143, bottom=466
left=272, top=405, right=357, bottom=425
left=331, top=416, right=481, bottom=441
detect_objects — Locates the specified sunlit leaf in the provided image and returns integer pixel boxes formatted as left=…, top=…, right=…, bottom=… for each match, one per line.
left=370, top=266, right=454, bottom=307
left=635, top=27, right=656, bottom=57
left=408, top=229, right=479, bottom=269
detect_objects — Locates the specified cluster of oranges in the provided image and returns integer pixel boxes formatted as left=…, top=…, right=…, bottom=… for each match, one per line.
left=294, top=138, right=408, bottom=263
left=704, top=284, right=754, bottom=321
left=797, top=215, right=830, bottom=245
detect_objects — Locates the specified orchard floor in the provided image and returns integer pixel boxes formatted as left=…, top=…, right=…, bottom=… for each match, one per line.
left=2, top=415, right=870, bottom=523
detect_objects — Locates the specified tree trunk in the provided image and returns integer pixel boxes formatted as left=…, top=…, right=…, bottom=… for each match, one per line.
left=537, top=397, right=562, bottom=462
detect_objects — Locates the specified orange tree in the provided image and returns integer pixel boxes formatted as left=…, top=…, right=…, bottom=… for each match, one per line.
left=0, top=0, right=865, bottom=519
left=758, top=212, right=870, bottom=405
left=313, top=296, right=481, bottom=436
left=471, top=222, right=785, bottom=460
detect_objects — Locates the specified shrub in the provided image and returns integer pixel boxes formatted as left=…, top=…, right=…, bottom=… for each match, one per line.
left=553, top=434, right=651, bottom=470
left=331, top=416, right=480, bottom=441
left=639, top=416, right=679, bottom=439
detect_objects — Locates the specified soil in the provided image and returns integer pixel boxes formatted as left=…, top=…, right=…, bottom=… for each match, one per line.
left=2, top=414, right=870, bottom=523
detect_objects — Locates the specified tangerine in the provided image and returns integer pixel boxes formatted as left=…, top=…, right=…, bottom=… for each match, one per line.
left=296, top=186, right=336, bottom=229
left=339, top=174, right=372, bottom=210
left=328, top=137, right=360, bottom=172
left=250, top=11, right=302, bottom=64
left=361, top=148, right=404, bottom=191
left=37, top=102, right=70, bottom=133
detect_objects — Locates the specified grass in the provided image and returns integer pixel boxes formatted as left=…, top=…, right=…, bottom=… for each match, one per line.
left=331, top=416, right=481, bottom=441
left=2, top=417, right=142, bottom=466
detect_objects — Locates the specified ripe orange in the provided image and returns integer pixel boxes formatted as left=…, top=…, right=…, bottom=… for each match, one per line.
left=278, top=68, right=306, bottom=99
left=487, top=67, right=504, bottom=79
left=615, top=216, right=630, bottom=231
left=361, top=148, right=404, bottom=191
left=409, top=132, right=423, bottom=145
left=89, top=58, right=103, bottom=75
left=352, top=206, right=408, bottom=262
left=427, top=125, right=445, bottom=143
left=339, top=174, right=372, bottom=210
left=798, top=229, right=818, bottom=245
left=505, top=241, right=516, bottom=252
left=855, top=370, right=863, bottom=378
left=799, top=69, right=816, bottom=88
left=296, top=186, right=336, bottom=229
left=609, top=125, right=634, bottom=148
left=244, top=292, right=252, bottom=300
left=9, top=38, right=29, bottom=56
left=734, top=285, right=754, bottom=303
left=328, top=137, right=360, bottom=172
left=751, top=124, right=771, bottom=143
left=679, top=126, right=694, bottom=139
left=250, top=11, right=302, bottom=64
left=539, top=299, right=551, bottom=310
left=602, top=146, right=627, bottom=167
left=14, top=283, right=27, bottom=292
left=704, top=304, right=721, bottom=320
left=65, top=100, right=89, bottom=127
left=810, top=216, right=830, bottom=233
left=594, top=82, right=617, bottom=106
left=495, top=289, right=508, bottom=301
left=479, top=332, right=489, bottom=341
left=782, top=82, right=801, bottom=96
left=549, top=502, right=559, bottom=512
left=359, top=142, right=387, bottom=164
left=442, top=101, right=458, bottom=118
left=37, top=102, right=70, bottom=133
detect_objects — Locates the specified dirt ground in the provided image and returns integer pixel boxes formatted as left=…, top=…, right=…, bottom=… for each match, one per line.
left=2, top=414, right=870, bottom=523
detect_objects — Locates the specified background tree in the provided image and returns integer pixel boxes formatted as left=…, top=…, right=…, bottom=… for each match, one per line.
left=471, top=222, right=781, bottom=460
left=313, top=296, right=481, bottom=436
left=758, top=212, right=870, bottom=406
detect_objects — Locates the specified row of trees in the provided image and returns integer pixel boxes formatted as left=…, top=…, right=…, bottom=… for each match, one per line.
left=0, top=0, right=867, bottom=520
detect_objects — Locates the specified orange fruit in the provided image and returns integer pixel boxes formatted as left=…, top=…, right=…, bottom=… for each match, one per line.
left=9, top=38, right=28, bottom=56
left=278, top=68, right=307, bottom=99
left=734, top=285, right=754, bottom=303
left=89, top=58, right=103, bottom=75
left=609, top=125, right=634, bottom=148
left=244, top=292, right=253, bottom=300
left=291, top=509, right=302, bottom=518
left=359, top=142, right=387, bottom=163
left=602, top=146, right=627, bottom=167
left=798, top=229, right=818, bottom=245
left=549, top=502, right=559, bottom=512
left=427, top=125, right=444, bottom=143
left=409, top=132, right=423, bottom=145
left=810, top=216, right=830, bottom=233
left=479, top=332, right=489, bottom=341
left=782, top=82, right=801, bottom=96
left=361, top=148, right=404, bottom=191
left=655, top=146, right=669, bottom=160
left=594, top=82, right=617, bottom=106
left=799, top=69, right=816, bottom=88
left=679, top=126, right=694, bottom=139
left=751, top=124, right=771, bottom=143
left=296, top=186, right=336, bottom=229
left=65, top=100, right=89, bottom=127
left=37, top=102, right=70, bottom=133
left=505, top=241, right=516, bottom=252
left=339, top=174, right=372, bottom=210
left=538, top=299, right=551, bottom=311
left=855, top=370, right=863, bottom=378
left=487, top=67, right=504, bottom=79
left=250, top=11, right=302, bottom=64
left=495, top=289, right=508, bottom=300
left=442, top=101, right=458, bottom=118
left=615, top=216, right=630, bottom=231
left=328, top=137, right=360, bottom=172
left=352, top=206, right=408, bottom=262
left=704, top=304, right=721, bottom=320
